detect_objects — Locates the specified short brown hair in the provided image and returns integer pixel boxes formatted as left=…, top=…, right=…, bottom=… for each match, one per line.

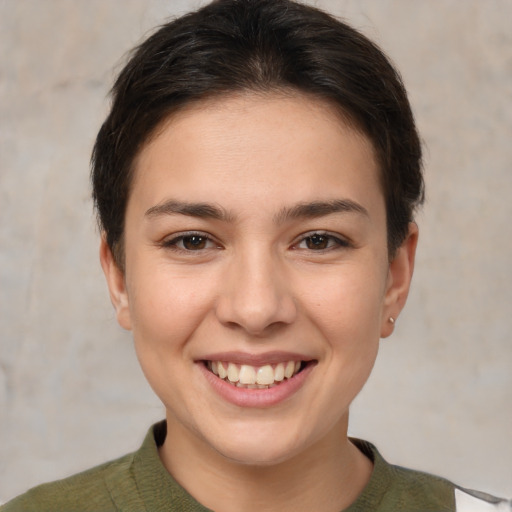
left=92, top=0, right=424, bottom=265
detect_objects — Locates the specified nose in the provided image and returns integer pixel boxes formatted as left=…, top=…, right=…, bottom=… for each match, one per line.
left=214, top=248, right=297, bottom=336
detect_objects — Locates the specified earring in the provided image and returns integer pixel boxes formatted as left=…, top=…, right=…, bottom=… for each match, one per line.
left=389, top=317, right=395, bottom=324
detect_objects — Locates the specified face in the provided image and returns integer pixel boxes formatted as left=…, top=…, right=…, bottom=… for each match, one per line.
left=101, top=93, right=416, bottom=467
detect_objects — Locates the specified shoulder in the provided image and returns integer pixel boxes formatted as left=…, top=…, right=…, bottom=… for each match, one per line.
left=385, top=464, right=511, bottom=512
left=380, top=460, right=456, bottom=511
left=0, top=452, right=138, bottom=512
left=350, top=439, right=511, bottom=512
left=0, top=421, right=183, bottom=512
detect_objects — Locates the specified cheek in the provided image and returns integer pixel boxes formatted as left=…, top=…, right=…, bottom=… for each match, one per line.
left=298, top=263, right=387, bottom=338
left=126, top=265, right=218, bottom=351
left=126, top=268, right=218, bottom=405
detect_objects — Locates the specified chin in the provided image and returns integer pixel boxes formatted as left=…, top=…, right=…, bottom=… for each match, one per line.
left=215, top=441, right=300, bottom=467
left=203, top=423, right=314, bottom=467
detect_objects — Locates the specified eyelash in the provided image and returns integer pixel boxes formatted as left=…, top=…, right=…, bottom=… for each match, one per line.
left=160, top=230, right=350, bottom=253
left=293, top=231, right=351, bottom=252
left=160, top=231, right=219, bottom=252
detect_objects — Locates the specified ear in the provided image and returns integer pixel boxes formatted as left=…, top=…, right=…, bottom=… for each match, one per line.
left=99, top=236, right=132, bottom=330
left=380, top=222, right=418, bottom=338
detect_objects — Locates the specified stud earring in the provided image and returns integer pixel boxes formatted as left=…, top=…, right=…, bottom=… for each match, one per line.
left=389, top=317, right=395, bottom=324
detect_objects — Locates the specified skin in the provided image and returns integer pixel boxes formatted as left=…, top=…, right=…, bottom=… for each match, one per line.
left=101, top=92, right=418, bottom=512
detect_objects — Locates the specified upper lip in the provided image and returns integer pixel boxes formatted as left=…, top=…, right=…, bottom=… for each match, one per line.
left=198, top=351, right=315, bottom=366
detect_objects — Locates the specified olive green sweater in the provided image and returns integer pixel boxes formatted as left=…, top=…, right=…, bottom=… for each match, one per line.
left=1, top=421, right=508, bottom=511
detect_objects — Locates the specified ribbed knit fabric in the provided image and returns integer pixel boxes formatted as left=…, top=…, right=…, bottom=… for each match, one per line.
left=346, top=438, right=454, bottom=511
left=0, top=421, right=468, bottom=511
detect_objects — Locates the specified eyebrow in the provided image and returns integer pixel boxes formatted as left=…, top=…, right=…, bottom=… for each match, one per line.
left=145, top=198, right=368, bottom=223
left=145, top=200, right=234, bottom=221
left=274, top=199, right=369, bottom=224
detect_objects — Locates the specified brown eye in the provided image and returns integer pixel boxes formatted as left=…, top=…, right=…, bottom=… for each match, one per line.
left=182, top=235, right=208, bottom=250
left=162, top=232, right=219, bottom=252
left=305, top=234, right=329, bottom=250
left=295, top=232, right=349, bottom=251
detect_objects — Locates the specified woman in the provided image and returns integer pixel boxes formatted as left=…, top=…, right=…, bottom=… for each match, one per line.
left=2, top=0, right=510, bottom=510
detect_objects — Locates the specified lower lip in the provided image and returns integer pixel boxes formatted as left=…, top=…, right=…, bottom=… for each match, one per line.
left=198, top=362, right=315, bottom=408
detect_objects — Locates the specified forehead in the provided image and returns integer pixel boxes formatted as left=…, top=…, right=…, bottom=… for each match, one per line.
left=129, top=92, right=383, bottom=217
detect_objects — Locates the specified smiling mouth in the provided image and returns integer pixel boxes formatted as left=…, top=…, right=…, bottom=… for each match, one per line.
left=205, top=360, right=309, bottom=389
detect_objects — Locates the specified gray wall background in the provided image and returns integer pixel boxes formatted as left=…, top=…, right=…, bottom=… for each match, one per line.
left=1, top=0, right=511, bottom=502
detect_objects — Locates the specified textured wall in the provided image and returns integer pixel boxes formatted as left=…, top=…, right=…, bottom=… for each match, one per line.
left=1, top=0, right=511, bottom=502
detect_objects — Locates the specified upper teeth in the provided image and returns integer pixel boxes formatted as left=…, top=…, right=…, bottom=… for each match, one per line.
left=208, top=361, right=302, bottom=387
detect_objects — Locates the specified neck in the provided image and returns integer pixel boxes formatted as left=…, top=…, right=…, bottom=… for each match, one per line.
left=159, top=413, right=373, bottom=512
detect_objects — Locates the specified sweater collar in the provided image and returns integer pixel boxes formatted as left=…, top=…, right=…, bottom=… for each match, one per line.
left=114, top=421, right=395, bottom=512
